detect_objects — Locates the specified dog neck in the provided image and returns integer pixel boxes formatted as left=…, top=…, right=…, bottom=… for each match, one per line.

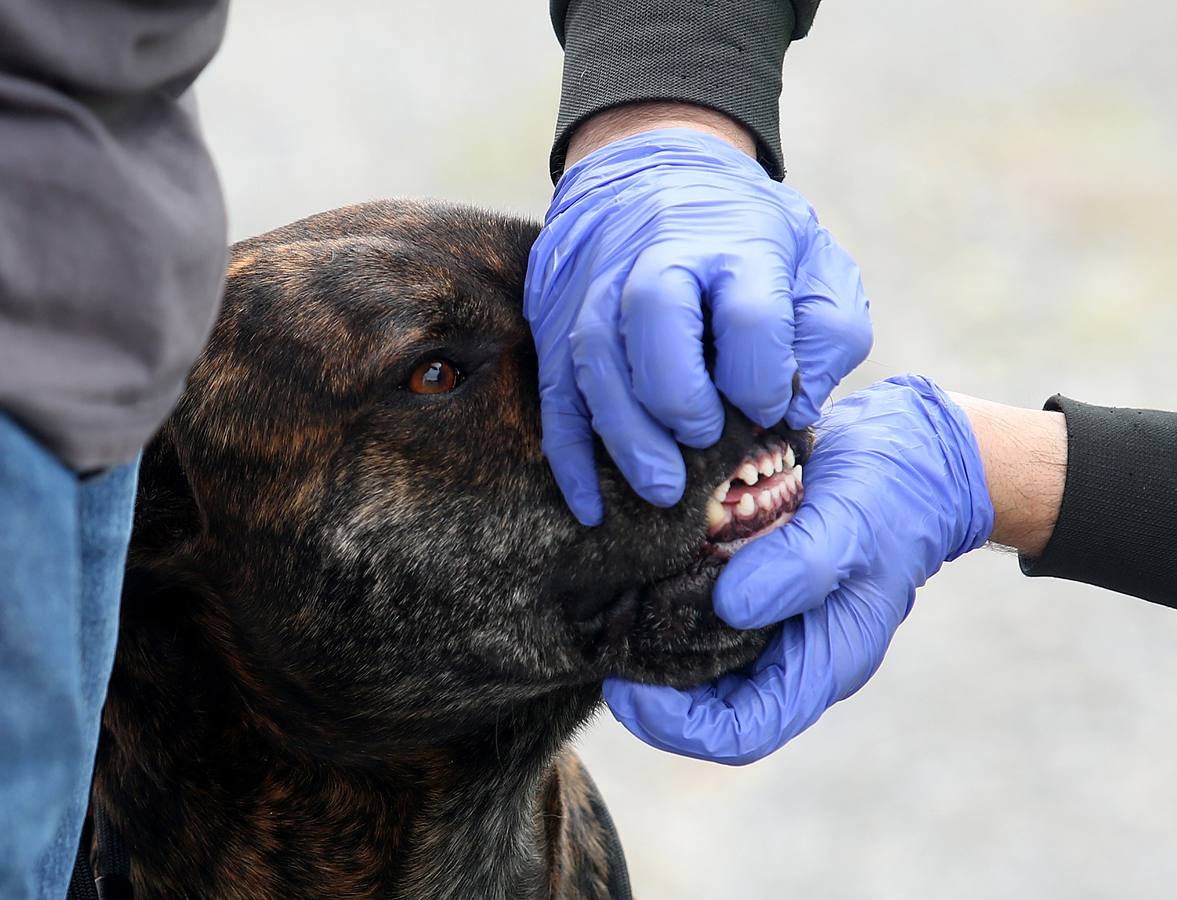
left=92, top=580, right=612, bottom=900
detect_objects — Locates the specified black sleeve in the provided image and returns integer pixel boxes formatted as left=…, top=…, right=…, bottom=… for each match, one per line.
left=1020, top=396, right=1177, bottom=607
left=548, top=0, right=822, bottom=182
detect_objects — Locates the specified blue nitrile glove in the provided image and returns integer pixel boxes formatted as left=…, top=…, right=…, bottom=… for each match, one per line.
left=603, top=376, right=995, bottom=764
left=524, top=128, right=872, bottom=525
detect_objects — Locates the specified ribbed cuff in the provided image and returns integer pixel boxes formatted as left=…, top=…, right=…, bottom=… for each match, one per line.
left=1020, top=396, right=1177, bottom=608
left=549, top=0, right=795, bottom=182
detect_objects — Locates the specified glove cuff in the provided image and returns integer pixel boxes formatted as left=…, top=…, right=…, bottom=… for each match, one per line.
left=884, top=375, right=996, bottom=561
left=547, top=128, right=768, bottom=222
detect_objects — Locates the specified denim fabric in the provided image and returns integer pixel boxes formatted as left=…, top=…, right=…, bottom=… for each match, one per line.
left=0, top=413, right=138, bottom=899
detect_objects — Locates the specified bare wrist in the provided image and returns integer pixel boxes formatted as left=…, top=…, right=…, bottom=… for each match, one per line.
left=565, top=102, right=756, bottom=168
left=949, top=393, right=1068, bottom=557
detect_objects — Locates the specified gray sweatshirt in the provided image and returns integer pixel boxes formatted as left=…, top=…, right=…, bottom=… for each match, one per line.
left=0, top=0, right=230, bottom=471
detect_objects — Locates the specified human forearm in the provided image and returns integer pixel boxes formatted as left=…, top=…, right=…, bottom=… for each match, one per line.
left=566, top=102, right=755, bottom=168
left=954, top=391, right=1177, bottom=606
left=949, top=393, right=1067, bottom=557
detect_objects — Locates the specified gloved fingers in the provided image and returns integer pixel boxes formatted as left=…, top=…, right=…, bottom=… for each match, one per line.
left=570, top=318, right=687, bottom=508
left=787, top=226, right=873, bottom=428
left=602, top=681, right=803, bottom=765
left=718, top=595, right=898, bottom=759
left=524, top=229, right=609, bottom=525
left=708, top=249, right=798, bottom=429
left=602, top=675, right=800, bottom=765
left=619, top=253, right=725, bottom=449
left=538, top=382, right=606, bottom=527
left=602, top=677, right=730, bottom=761
left=713, top=486, right=864, bottom=629
left=604, top=584, right=909, bottom=765
left=603, top=617, right=832, bottom=765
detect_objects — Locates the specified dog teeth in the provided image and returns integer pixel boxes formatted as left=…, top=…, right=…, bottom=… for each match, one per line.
left=737, top=463, right=759, bottom=486
left=707, top=498, right=727, bottom=529
left=794, top=464, right=803, bottom=484
left=784, top=445, right=796, bottom=469
left=758, top=456, right=775, bottom=479
left=712, top=481, right=730, bottom=503
left=736, top=494, right=756, bottom=517
left=757, top=489, right=775, bottom=511
left=772, top=450, right=783, bottom=473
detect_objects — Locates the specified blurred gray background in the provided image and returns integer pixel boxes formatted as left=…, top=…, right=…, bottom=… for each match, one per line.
left=200, top=2, right=1177, bottom=897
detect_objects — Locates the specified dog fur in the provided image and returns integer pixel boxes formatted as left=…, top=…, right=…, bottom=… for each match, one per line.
left=88, top=200, right=806, bottom=899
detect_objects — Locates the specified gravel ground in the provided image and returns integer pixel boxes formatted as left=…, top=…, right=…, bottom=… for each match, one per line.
left=201, top=3, right=1177, bottom=897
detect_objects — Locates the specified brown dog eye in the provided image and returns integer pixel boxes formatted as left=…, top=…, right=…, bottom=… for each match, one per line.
left=407, top=359, right=460, bottom=395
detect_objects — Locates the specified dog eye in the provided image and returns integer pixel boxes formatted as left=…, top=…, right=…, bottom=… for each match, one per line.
left=406, top=359, right=461, bottom=395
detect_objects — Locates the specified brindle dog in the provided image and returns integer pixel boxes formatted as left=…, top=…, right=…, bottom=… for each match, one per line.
left=86, top=201, right=808, bottom=899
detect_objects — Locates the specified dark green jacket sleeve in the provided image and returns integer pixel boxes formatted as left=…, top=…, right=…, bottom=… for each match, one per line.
left=548, top=0, right=821, bottom=181
left=1020, top=397, right=1177, bottom=607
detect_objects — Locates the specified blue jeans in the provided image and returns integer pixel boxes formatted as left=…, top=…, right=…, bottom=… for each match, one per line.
left=0, top=413, right=138, bottom=900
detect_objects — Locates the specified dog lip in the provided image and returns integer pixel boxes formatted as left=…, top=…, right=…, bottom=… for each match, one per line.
left=633, top=434, right=805, bottom=606
left=565, top=433, right=808, bottom=630
left=603, top=585, right=642, bottom=645
left=706, top=478, right=802, bottom=545
left=706, top=439, right=804, bottom=545
left=632, top=553, right=726, bottom=616
left=702, top=502, right=800, bottom=561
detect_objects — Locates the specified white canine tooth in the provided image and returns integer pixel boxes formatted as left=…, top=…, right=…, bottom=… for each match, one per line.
left=757, top=489, right=774, bottom=511
left=784, top=445, right=796, bottom=469
left=772, top=451, right=783, bottom=473
left=794, top=464, right=803, bottom=484
left=758, top=456, right=775, bottom=479
left=712, top=481, right=730, bottom=502
left=737, top=463, right=759, bottom=486
left=707, top=498, right=727, bottom=529
left=736, top=493, right=756, bottom=517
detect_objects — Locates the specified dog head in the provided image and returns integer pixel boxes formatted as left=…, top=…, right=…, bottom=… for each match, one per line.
left=130, top=201, right=807, bottom=752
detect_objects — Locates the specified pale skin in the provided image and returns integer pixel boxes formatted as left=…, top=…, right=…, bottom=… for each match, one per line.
left=951, top=394, right=1068, bottom=557
left=569, top=104, right=1069, bottom=558
left=566, top=101, right=755, bottom=168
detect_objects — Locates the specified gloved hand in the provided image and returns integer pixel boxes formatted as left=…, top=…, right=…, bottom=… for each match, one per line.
left=524, top=128, right=872, bottom=525
left=603, top=376, right=995, bottom=764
